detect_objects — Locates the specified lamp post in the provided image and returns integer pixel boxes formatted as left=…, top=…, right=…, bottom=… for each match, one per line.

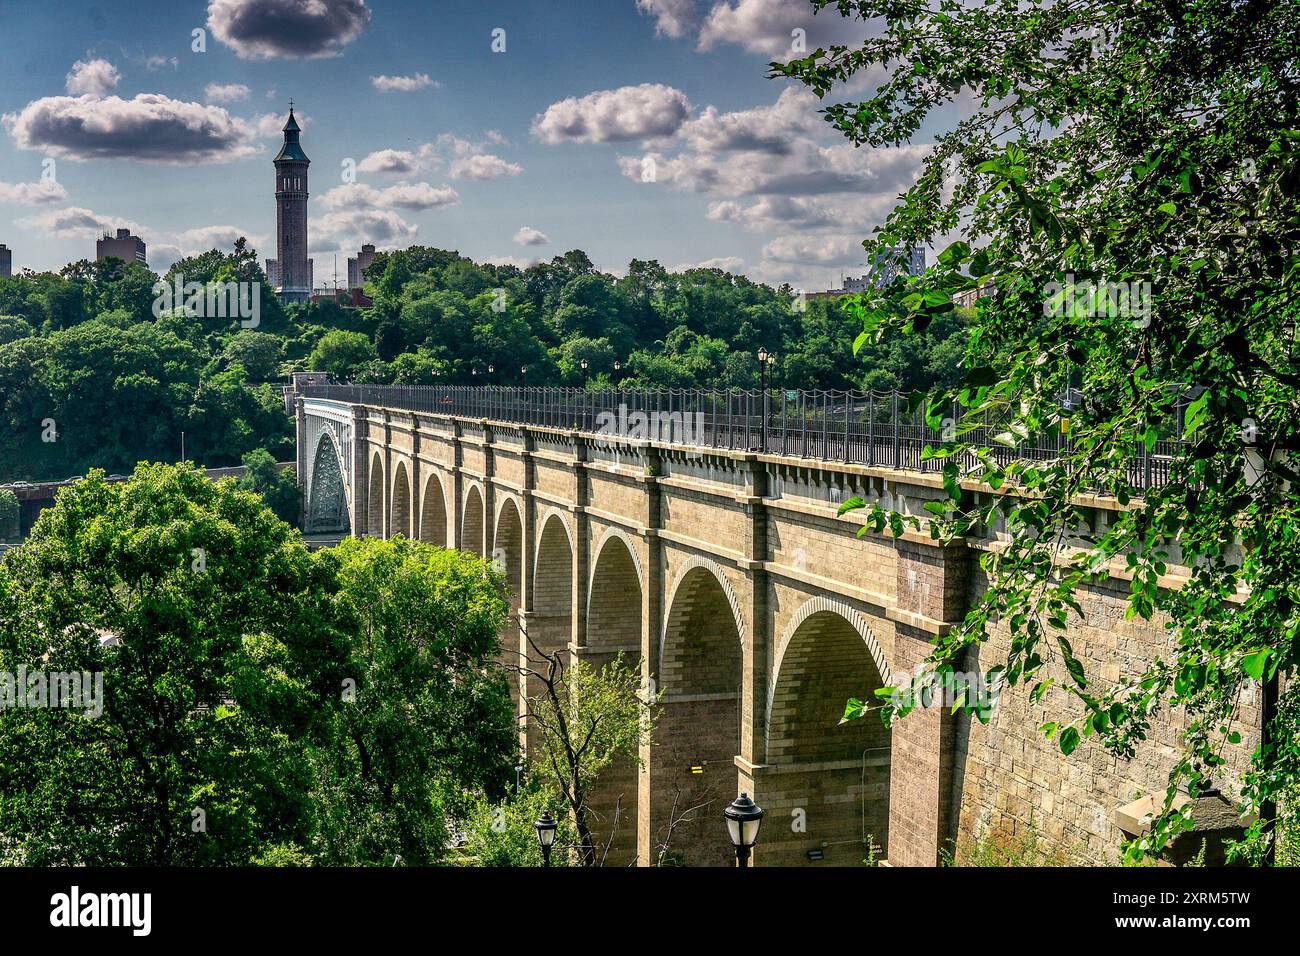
left=534, top=810, right=558, bottom=867
left=723, top=792, right=764, bottom=868
left=757, top=348, right=776, bottom=452
left=580, top=358, right=588, bottom=383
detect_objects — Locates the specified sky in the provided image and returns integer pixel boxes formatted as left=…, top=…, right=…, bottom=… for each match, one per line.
left=0, top=0, right=948, bottom=291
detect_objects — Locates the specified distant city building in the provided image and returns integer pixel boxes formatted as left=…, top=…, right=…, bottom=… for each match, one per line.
left=266, top=106, right=313, bottom=304
left=858, top=245, right=926, bottom=290
left=96, top=228, right=147, bottom=267
left=0, top=244, right=11, bottom=278
left=347, top=243, right=377, bottom=289
left=954, top=280, right=996, bottom=309
left=809, top=246, right=926, bottom=298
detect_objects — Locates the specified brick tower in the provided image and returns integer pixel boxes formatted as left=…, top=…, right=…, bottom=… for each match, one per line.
left=270, top=105, right=311, bottom=303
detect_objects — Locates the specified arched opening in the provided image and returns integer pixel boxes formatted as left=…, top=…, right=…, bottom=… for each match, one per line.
left=764, top=609, right=890, bottom=866
left=493, top=497, right=525, bottom=735
left=391, top=461, right=412, bottom=539
left=366, top=452, right=384, bottom=538
left=305, top=431, right=350, bottom=535
left=525, top=513, right=573, bottom=756
left=418, top=473, right=448, bottom=547
left=461, top=486, right=484, bottom=556
left=652, top=564, right=744, bottom=867
left=583, top=531, right=644, bottom=866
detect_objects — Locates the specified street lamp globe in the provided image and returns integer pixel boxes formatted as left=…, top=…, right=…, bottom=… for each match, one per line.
left=723, top=793, right=764, bottom=867
left=534, top=810, right=558, bottom=866
left=757, top=347, right=769, bottom=364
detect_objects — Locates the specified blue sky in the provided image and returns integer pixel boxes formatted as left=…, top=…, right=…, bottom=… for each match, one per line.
left=0, top=0, right=940, bottom=290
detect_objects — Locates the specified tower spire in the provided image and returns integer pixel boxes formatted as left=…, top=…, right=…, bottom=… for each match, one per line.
left=271, top=101, right=311, bottom=303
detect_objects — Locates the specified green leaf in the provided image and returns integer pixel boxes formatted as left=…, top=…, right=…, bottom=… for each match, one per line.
left=1241, top=648, right=1272, bottom=680
left=1058, top=727, right=1080, bottom=756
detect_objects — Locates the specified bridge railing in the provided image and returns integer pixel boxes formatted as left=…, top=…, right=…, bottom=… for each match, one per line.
left=298, top=384, right=1187, bottom=490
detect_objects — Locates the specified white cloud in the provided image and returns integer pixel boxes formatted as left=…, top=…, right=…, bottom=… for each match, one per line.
left=357, top=148, right=422, bottom=174
left=0, top=180, right=69, bottom=205
left=512, top=226, right=550, bottom=247
left=16, top=206, right=145, bottom=240
left=532, top=83, right=692, bottom=144
left=482, top=254, right=542, bottom=270
left=356, top=136, right=516, bottom=178
left=678, top=86, right=821, bottom=154
left=761, top=233, right=866, bottom=266
left=205, top=82, right=251, bottom=103
left=370, top=72, right=438, bottom=92
left=315, top=208, right=419, bottom=247
left=318, top=181, right=459, bottom=212
left=5, top=94, right=258, bottom=164
left=174, top=225, right=260, bottom=252
left=619, top=139, right=928, bottom=198
left=149, top=244, right=184, bottom=272
left=698, top=0, right=867, bottom=57
left=207, top=0, right=372, bottom=60
left=636, top=0, right=700, bottom=38
left=675, top=255, right=745, bottom=272
left=450, top=153, right=522, bottom=181
left=708, top=193, right=900, bottom=231
left=65, top=58, right=120, bottom=97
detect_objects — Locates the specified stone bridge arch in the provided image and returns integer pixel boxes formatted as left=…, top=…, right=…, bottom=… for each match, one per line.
left=391, top=460, right=412, bottom=539
left=650, top=555, right=746, bottom=867
left=522, top=508, right=574, bottom=755
left=759, top=596, right=892, bottom=866
left=493, top=494, right=525, bottom=737
left=461, top=483, right=485, bottom=556
left=366, top=450, right=385, bottom=538
left=418, top=471, right=448, bottom=546
left=583, top=525, right=644, bottom=866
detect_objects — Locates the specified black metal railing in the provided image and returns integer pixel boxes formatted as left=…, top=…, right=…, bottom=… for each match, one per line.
left=298, top=384, right=1187, bottom=490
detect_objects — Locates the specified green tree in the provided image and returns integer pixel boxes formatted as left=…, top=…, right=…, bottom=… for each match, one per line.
left=778, top=0, right=1300, bottom=862
left=0, top=488, right=18, bottom=541
left=0, top=315, right=32, bottom=346
left=221, top=331, right=284, bottom=382
left=524, top=648, right=655, bottom=866
left=0, top=464, right=331, bottom=864
left=307, top=329, right=378, bottom=380
left=238, top=448, right=299, bottom=525
left=307, top=537, right=516, bottom=865
left=458, top=777, right=577, bottom=867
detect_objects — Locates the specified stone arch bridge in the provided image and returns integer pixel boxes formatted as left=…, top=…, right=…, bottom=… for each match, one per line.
left=292, top=383, right=1203, bottom=867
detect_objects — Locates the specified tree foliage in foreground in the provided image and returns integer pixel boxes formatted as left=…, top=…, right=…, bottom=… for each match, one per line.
left=0, top=465, right=514, bottom=864
left=776, top=0, right=1300, bottom=861
left=524, top=650, right=653, bottom=866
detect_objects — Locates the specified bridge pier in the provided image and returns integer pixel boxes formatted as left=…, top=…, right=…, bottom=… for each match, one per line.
left=884, top=539, right=970, bottom=865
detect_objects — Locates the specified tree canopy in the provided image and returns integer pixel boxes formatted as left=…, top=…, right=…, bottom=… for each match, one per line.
left=0, top=464, right=514, bottom=865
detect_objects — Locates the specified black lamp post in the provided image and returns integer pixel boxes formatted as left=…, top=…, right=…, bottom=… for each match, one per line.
left=723, top=792, right=764, bottom=868
left=757, top=348, right=776, bottom=452
left=580, top=358, right=589, bottom=383
left=534, top=810, right=558, bottom=867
